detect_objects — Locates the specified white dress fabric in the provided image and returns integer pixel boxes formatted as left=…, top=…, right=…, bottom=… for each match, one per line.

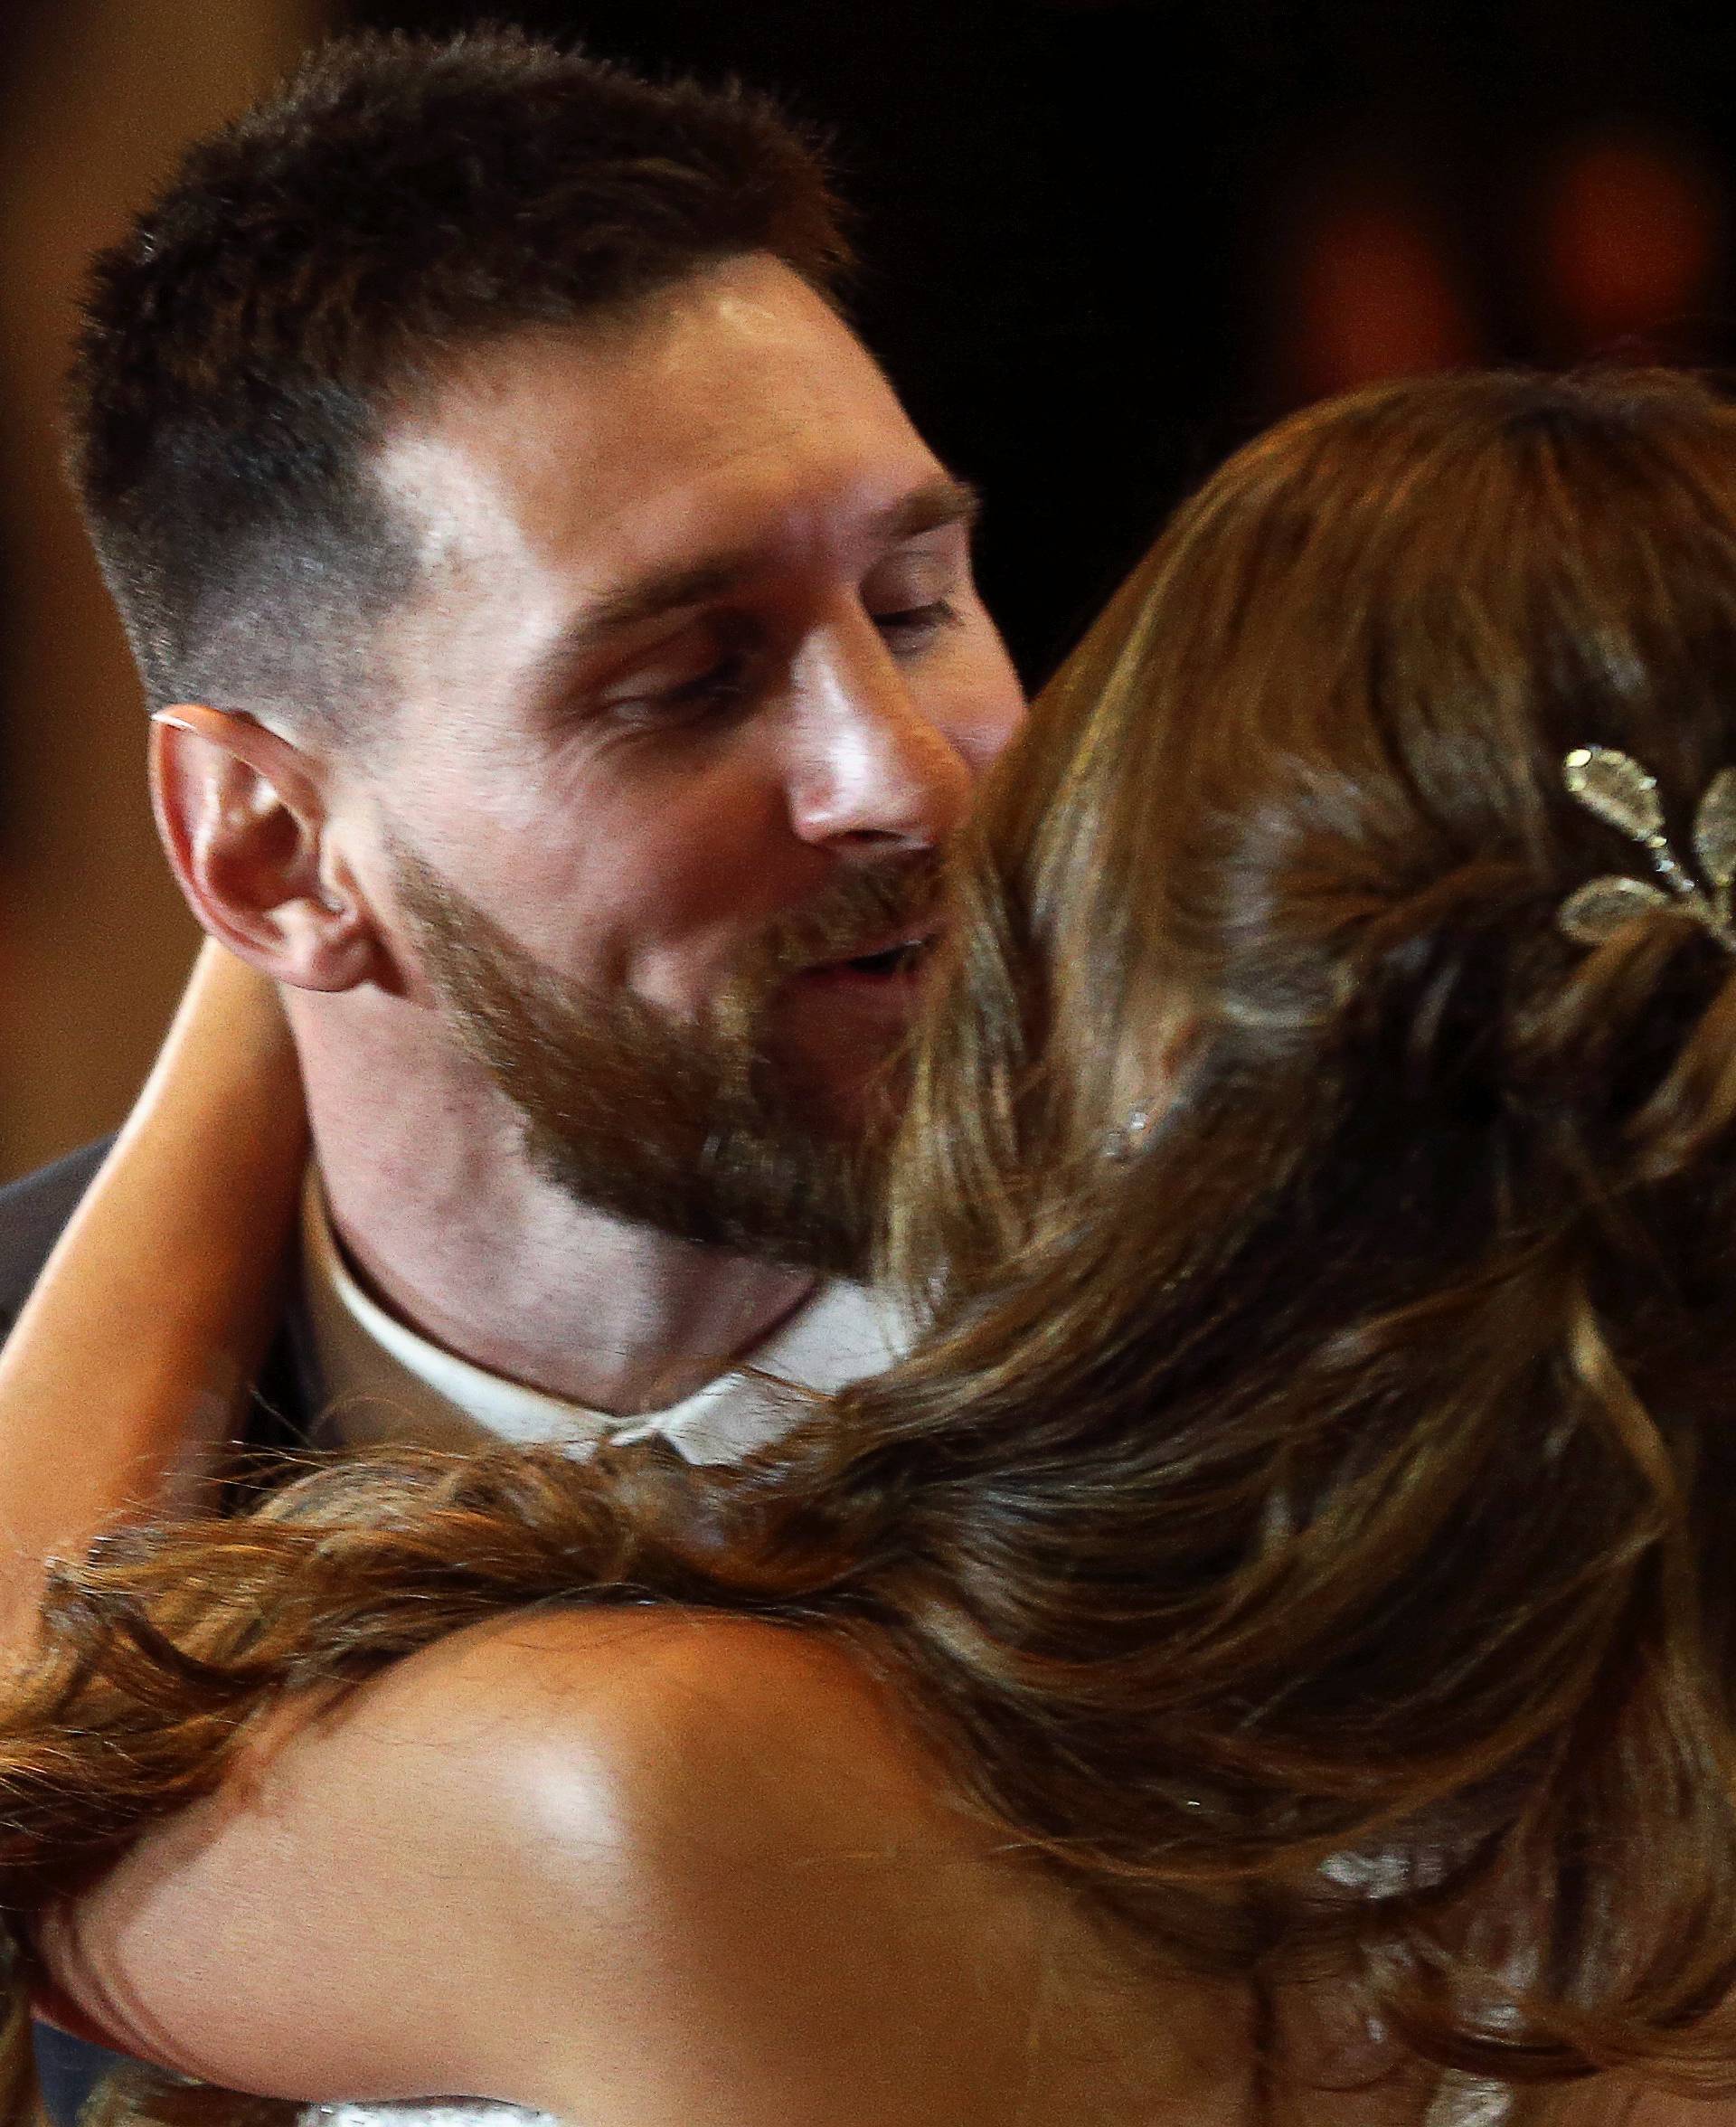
left=1425, top=2082, right=1514, bottom=2125
left=1319, top=1857, right=1519, bottom=2125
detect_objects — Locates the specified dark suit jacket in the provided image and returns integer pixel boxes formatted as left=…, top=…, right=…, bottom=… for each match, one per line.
left=0, top=1141, right=310, bottom=2126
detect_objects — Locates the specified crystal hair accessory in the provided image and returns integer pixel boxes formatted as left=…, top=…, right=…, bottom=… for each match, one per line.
left=1558, top=746, right=1736, bottom=952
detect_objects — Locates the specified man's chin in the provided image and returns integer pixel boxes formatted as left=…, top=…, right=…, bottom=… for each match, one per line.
left=389, top=837, right=892, bottom=1279
left=523, top=1110, right=875, bottom=1279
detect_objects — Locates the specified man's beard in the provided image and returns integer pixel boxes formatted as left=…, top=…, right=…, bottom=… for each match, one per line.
left=390, top=844, right=942, bottom=1278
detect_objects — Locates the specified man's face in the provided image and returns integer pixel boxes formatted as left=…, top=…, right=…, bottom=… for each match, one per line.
left=344, top=254, right=1024, bottom=1268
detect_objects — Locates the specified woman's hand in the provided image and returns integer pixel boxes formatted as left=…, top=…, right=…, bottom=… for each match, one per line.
left=0, top=940, right=307, bottom=1638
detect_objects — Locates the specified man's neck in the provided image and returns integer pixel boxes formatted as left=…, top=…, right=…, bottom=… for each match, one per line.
left=290, top=989, right=817, bottom=1417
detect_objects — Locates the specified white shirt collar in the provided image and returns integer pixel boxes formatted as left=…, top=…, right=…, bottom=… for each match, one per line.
left=296, top=1169, right=901, bottom=1466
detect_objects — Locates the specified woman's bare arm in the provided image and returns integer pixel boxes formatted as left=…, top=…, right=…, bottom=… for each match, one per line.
left=0, top=941, right=304, bottom=1633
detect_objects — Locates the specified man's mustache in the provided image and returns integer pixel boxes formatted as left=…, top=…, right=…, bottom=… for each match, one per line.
left=748, top=851, right=947, bottom=985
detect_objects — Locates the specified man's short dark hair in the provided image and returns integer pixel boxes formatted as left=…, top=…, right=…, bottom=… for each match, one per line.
left=63, top=29, right=847, bottom=730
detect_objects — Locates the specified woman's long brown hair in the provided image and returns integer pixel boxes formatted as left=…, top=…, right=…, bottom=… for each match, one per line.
left=14, top=368, right=1736, bottom=2122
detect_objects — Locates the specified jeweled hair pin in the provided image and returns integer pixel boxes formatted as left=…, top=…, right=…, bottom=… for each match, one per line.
left=1558, top=745, right=1736, bottom=952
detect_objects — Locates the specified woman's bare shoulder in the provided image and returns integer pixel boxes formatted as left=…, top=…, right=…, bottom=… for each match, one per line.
left=275, top=1609, right=1736, bottom=2127
left=417, top=1602, right=948, bottom=1842
left=51, top=1603, right=1256, bottom=2126
left=420, top=1604, right=1257, bottom=2126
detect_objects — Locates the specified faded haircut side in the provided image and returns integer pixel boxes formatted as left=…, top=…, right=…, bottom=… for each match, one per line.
left=63, top=27, right=848, bottom=737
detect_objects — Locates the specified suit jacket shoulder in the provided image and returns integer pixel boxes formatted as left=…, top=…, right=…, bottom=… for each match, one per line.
left=0, top=1139, right=115, bottom=1337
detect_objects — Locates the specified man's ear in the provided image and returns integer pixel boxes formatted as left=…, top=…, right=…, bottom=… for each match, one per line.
left=149, top=704, right=381, bottom=993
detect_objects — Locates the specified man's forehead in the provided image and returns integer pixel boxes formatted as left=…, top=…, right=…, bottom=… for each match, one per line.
left=532, top=473, right=980, bottom=681
left=372, top=293, right=948, bottom=598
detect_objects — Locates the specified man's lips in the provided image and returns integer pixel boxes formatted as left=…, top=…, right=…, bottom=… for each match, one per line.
left=798, top=927, right=939, bottom=981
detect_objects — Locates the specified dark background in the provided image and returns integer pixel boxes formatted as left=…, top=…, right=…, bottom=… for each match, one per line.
left=4, top=0, right=1736, bottom=1173
left=349, top=0, right=1736, bottom=680
left=354, top=0, right=1248, bottom=684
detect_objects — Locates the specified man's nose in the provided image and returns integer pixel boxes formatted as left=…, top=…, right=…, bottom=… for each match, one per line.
left=784, top=611, right=976, bottom=853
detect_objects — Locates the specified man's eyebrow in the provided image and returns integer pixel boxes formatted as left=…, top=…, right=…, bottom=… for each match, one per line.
left=531, top=557, right=754, bottom=691
left=570, top=557, right=753, bottom=652
left=532, top=473, right=984, bottom=691
left=874, top=473, right=982, bottom=541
